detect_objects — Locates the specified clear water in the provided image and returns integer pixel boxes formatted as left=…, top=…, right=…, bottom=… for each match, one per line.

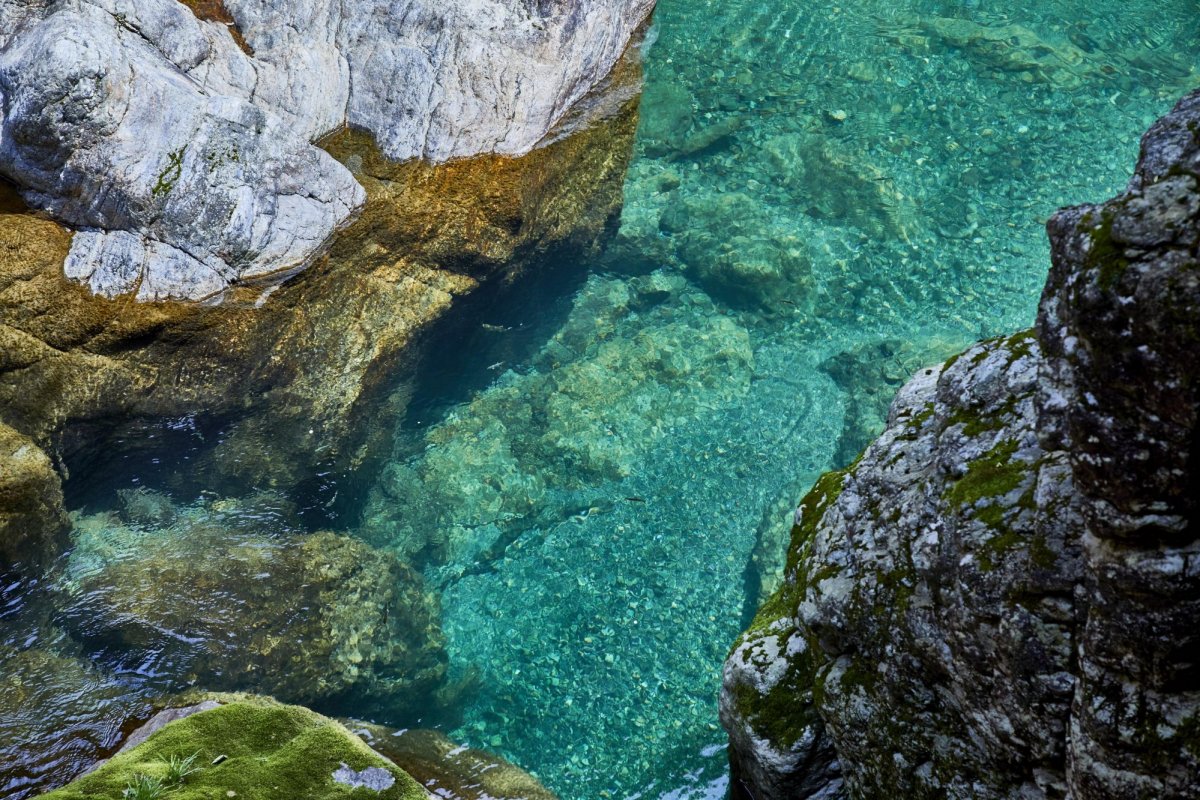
left=6, top=0, right=1197, bottom=798
left=386, top=2, right=1197, bottom=797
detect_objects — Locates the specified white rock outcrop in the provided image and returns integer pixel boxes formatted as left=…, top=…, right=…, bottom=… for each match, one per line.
left=0, top=0, right=654, bottom=300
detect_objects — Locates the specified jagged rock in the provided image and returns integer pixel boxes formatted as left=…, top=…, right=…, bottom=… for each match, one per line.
left=721, top=89, right=1200, bottom=799
left=0, top=0, right=654, bottom=300
left=56, top=496, right=447, bottom=715
left=0, top=32, right=643, bottom=519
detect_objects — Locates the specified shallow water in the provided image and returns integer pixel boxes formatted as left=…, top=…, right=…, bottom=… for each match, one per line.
left=6, top=0, right=1197, bottom=798
left=395, top=2, right=1198, bottom=796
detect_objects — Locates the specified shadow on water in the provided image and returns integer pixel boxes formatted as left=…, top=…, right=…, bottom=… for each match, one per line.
left=60, top=244, right=598, bottom=529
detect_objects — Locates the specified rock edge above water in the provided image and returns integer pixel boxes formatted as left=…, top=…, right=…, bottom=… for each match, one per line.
left=721, top=88, right=1200, bottom=799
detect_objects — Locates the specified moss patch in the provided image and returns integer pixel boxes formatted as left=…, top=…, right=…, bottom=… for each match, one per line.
left=1080, top=206, right=1131, bottom=290
left=41, top=699, right=428, bottom=800
left=944, top=438, right=1025, bottom=511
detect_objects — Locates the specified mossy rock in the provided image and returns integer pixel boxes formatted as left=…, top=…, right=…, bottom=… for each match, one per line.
left=41, top=699, right=428, bottom=800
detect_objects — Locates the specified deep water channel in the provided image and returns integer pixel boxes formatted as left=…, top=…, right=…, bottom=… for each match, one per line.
left=5, top=0, right=1199, bottom=798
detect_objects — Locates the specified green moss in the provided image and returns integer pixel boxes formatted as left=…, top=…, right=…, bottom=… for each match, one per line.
left=42, top=699, right=428, bottom=800
left=837, top=657, right=880, bottom=694
left=1004, top=329, right=1037, bottom=362
left=1029, top=535, right=1058, bottom=570
left=1080, top=206, right=1130, bottom=290
left=944, top=438, right=1025, bottom=511
left=152, top=147, right=186, bottom=199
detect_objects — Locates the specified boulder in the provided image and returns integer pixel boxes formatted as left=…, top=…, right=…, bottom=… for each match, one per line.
left=721, top=89, right=1200, bottom=799
left=56, top=497, right=447, bottom=715
left=0, top=25, right=644, bottom=508
left=39, top=698, right=430, bottom=800
left=0, top=0, right=655, bottom=299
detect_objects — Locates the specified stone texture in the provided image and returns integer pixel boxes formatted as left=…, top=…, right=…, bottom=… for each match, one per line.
left=0, top=0, right=654, bottom=299
left=0, top=38, right=642, bottom=530
left=721, top=89, right=1200, bottom=799
left=56, top=495, right=448, bottom=716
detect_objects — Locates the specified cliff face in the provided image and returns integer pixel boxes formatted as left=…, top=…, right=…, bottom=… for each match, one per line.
left=721, top=89, right=1200, bottom=799
left=0, top=0, right=653, bottom=300
left=0, top=4, right=649, bottom=574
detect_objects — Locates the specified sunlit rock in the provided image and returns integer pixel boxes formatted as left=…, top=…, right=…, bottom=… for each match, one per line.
left=0, top=0, right=654, bottom=300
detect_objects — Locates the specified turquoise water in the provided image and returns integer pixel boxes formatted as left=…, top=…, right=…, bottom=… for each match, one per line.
left=5, top=0, right=1197, bottom=798
left=368, top=2, right=1197, bottom=797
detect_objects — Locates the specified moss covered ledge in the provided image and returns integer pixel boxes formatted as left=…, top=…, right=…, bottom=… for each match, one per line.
left=41, top=698, right=429, bottom=800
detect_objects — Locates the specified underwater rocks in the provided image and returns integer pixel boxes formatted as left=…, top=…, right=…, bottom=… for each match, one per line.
left=0, top=28, right=643, bottom=523
left=0, top=0, right=653, bottom=299
left=40, top=697, right=429, bottom=800
left=56, top=496, right=447, bottom=715
left=362, top=270, right=753, bottom=571
left=721, top=89, right=1200, bottom=798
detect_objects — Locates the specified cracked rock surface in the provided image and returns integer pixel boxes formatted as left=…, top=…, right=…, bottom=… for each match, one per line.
left=0, top=0, right=652, bottom=300
left=721, top=89, right=1200, bottom=799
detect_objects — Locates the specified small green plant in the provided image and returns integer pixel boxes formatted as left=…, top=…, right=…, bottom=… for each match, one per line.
left=160, top=752, right=202, bottom=787
left=122, top=774, right=165, bottom=800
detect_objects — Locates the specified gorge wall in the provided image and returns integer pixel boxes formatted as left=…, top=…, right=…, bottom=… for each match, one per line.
left=721, top=89, right=1200, bottom=799
left=0, top=0, right=652, bottom=576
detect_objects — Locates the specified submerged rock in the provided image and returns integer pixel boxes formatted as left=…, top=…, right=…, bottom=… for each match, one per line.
left=351, top=722, right=559, bottom=800
left=57, top=497, right=447, bottom=715
left=39, top=697, right=429, bottom=800
left=721, top=90, right=1200, bottom=798
left=0, top=24, right=644, bottom=521
left=0, top=422, right=68, bottom=573
left=0, top=0, right=654, bottom=299
left=362, top=270, right=753, bottom=570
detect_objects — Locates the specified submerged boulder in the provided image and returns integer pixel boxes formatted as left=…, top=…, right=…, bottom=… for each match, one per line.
left=56, top=497, right=447, bottom=715
left=721, top=89, right=1200, bottom=798
left=0, top=423, right=68, bottom=572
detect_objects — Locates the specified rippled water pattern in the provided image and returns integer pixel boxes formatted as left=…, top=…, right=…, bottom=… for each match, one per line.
left=6, top=0, right=1197, bottom=798
left=415, top=2, right=1197, bottom=797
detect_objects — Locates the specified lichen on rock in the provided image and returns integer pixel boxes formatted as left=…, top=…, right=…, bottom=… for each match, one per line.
left=721, top=88, right=1200, bottom=799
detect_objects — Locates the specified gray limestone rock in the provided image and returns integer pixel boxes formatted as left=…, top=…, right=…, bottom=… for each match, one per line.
left=722, top=89, right=1200, bottom=799
left=0, top=0, right=653, bottom=300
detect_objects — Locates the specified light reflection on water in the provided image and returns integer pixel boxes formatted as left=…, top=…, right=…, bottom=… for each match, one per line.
left=4, top=0, right=1197, bottom=799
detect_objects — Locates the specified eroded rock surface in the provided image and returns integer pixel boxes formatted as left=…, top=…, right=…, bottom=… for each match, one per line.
left=721, top=89, right=1200, bottom=799
left=56, top=494, right=447, bottom=715
left=0, top=32, right=643, bottom=556
left=0, top=0, right=653, bottom=299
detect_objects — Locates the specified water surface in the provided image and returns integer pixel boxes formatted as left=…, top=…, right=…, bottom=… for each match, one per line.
left=6, top=1, right=1197, bottom=798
